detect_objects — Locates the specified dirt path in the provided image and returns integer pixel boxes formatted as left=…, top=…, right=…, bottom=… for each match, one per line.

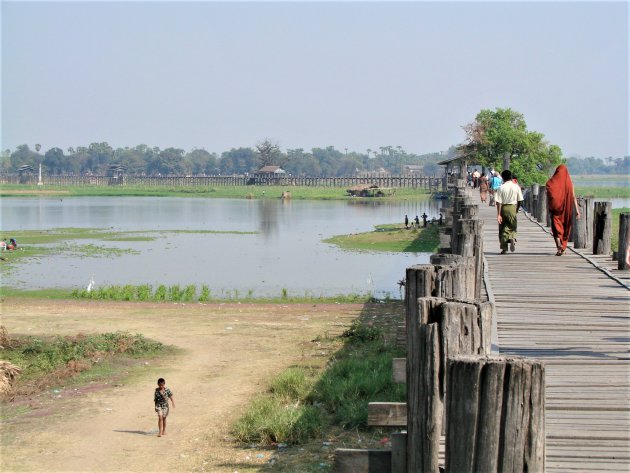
left=1, top=299, right=359, bottom=472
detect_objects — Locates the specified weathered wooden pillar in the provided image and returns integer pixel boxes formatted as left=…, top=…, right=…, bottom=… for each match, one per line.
left=407, top=309, right=442, bottom=473
left=390, top=432, right=407, bottom=473
left=593, top=201, right=612, bottom=255
left=333, top=450, right=391, bottom=472
left=531, top=183, right=540, bottom=219
left=445, top=355, right=545, bottom=473
left=460, top=204, right=478, bottom=219
left=617, top=213, right=630, bottom=270
left=454, top=218, right=483, bottom=299
left=525, top=186, right=532, bottom=215
left=405, top=263, right=476, bottom=310
left=572, top=197, right=593, bottom=249
left=537, top=187, right=548, bottom=225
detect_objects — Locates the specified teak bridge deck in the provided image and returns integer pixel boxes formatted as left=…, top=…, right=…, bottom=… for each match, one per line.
left=479, top=196, right=630, bottom=471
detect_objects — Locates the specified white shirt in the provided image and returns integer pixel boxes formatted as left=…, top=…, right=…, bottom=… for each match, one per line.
left=495, top=181, right=523, bottom=205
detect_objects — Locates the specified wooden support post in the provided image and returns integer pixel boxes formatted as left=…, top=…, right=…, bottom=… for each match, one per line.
left=618, top=213, right=630, bottom=270
left=454, top=218, right=483, bottom=299
left=405, top=264, right=475, bottom=315
left=445, top=355, right=545, bottom=473
left=573, top=197, right=593, bottom=249
left=531, top=184, right=539, bottom=219
left=407, top=321, right=441, bottom=473
left=537, top=187, right=548, bottom=225
left=405, top=265, right=435, bottom=328
left=390, top=432, right=407, bottom=473
left=460, top=204, right=478, bottom=219
left=527, top=186, right=534, bottom=215
left=333, top=449, right=391, bottom=473
left=593, top=201, right=613, bottom=255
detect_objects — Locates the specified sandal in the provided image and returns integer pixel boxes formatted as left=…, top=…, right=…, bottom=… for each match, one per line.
left=555, top=249, right=565, bottom=256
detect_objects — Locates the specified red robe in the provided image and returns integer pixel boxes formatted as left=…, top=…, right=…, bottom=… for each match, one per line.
left=546, top=165, right=575, bottom=250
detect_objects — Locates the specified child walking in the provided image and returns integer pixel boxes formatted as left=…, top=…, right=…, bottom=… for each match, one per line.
left=154, top=378, right=175, bottom=437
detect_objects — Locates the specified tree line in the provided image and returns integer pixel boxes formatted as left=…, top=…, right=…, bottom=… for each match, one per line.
left=4, top=109, right=625, bottom=184
left=0, top=141, right=450, bottom=178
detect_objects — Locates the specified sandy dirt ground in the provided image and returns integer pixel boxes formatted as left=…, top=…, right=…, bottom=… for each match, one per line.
left=1, top=299, right=360, bottom=472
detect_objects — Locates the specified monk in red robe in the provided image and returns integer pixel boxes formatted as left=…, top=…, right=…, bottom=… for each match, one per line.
left=546, top=165, right=580, bottom=256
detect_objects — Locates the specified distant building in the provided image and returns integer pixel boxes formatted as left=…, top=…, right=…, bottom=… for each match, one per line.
left=257, top=165, right=286, bottom=175
left=403, top=165, right=423, bottom=175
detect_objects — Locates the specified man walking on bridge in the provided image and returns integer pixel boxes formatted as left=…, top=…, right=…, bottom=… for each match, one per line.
left=495, top=169, right=524, bottom=254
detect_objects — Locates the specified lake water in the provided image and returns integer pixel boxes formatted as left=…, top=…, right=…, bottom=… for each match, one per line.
left=0, top=197, right=445, bottom=298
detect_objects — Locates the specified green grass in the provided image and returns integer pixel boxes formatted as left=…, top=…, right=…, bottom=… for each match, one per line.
left=574, top=186, right=630, bottom=199
left=324, top=223, right=440, bottom=253
left=0, top=285, right=379, bottom=303
left=1, top=332, right=170, bottom=385
left=232, top=318, right=405, bottom=445
left=66, top=284, right=376, bottom=303
left=0, top=184, right=431, bottom=201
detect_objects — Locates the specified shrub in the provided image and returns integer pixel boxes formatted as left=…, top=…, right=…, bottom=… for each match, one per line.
left=121, top=285, right=135, bottom=301
left=136, top=284, right=152, bottom=301
left=168, top=285, right=182, bottom=301
left=199, top=285, right=210, bottom=302
left=232, top=397, right=322, bottom=445
left=341, top=319, right=382, bottom=342
left=183, top=285, right=196, bottom=301
left=155, top=285, right=167, bottom=301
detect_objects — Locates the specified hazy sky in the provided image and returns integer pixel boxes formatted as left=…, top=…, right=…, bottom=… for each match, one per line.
left=2, top=1, right=628, bottom=158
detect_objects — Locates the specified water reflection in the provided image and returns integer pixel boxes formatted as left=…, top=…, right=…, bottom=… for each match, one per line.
left=258, top=199, right=279, bottom=237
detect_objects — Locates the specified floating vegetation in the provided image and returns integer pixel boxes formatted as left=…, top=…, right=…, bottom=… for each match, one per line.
left=0, top=227, right=257, bottom=270
left=324, top=222, right=440, bottom=253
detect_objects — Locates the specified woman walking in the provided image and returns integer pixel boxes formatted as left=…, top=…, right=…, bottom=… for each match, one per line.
left=546, top=164, right=580, bottom=256
left=479, top=173, right=489, bottom=203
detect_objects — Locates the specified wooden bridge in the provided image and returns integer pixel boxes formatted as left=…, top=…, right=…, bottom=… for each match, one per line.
left=335, top=185, right=628, bottom=472
left=479, top=195, right=630, bottom=471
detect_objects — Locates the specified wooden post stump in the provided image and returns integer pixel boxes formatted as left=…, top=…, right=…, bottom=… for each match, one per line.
left=391, top=432, right=407, bottom=473
left=333, top=450, right=391, bottom=473
left=593, top=201, right=613, bottom=255
left=405, top=264, right=475, bottom=320
left=460, top=204, right=478, bottom=219
left=573, top=197, right=592, bottom=249
left=445, top=355, right=545, bottom=473
left=531, top=184, right=540, bottom=219
left=454, top=218, right=484, bottom=299
left=618, top=212, right=630, bottom=270
left=525, top=186, right=534, bottom=215
left=537, top=187, right=548, bottom=225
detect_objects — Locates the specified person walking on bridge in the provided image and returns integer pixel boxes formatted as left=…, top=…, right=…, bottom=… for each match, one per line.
left=495, top=169, right=524, bottom=254
left=546, top=164, right=580, bottom=256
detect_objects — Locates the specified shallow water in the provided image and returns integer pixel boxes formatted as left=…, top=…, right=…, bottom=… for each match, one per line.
left=1, top=196, right=444, bottom=297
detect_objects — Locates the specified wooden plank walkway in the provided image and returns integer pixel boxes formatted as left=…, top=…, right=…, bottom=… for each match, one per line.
left=477, top=196, right=630, bottom=471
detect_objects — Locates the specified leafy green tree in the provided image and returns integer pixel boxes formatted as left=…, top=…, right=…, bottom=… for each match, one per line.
left=186, top=148, right=218, bottom=175
left=151, top=148, right=187, bottom=175
left=463, top=108, right=564, bottom=185
left=10, top=144, right=40, bottom=170
left=0, top=149, right=11, bottom=173
left=43, top=147, right=66, bottom=174
left=220, top=148, right=256, bottom=175
left=86, top=142, right=114, bottom=173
